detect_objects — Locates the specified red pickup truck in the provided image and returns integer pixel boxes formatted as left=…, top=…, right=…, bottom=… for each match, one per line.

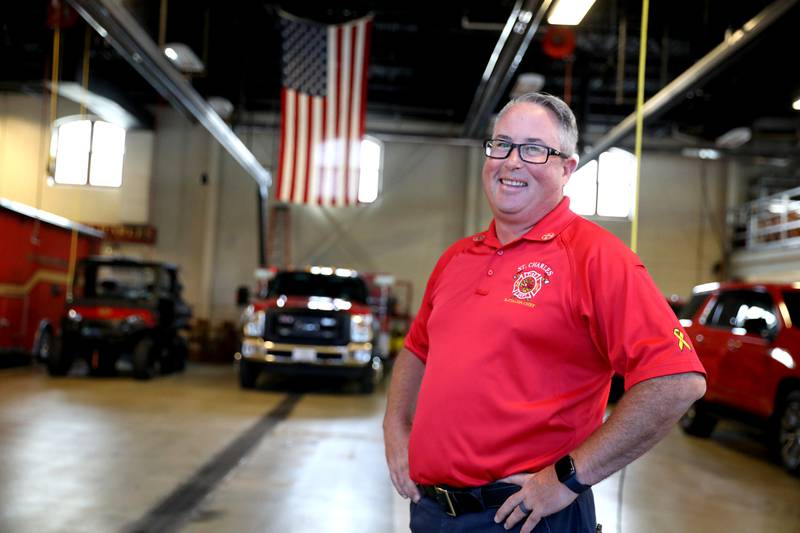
left=237, top=267, right=401, bottom=393
left=678, top=282, right=800, bottom=475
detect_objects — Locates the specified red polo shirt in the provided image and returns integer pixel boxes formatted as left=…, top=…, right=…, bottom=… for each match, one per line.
left=405, top=198, right=705, bottom=487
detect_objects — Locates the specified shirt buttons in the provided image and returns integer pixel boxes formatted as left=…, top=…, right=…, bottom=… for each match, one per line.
left=497, top=250, right=504, bottom=256
left=487, top=269, right=494, bottom=276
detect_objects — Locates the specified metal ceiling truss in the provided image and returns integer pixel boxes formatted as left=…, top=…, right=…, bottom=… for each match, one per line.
left=580, top=0, right=799, bottom=168
left=462, top=0, right=553, bottom=139
left=66, top=0, right=272, bottom=191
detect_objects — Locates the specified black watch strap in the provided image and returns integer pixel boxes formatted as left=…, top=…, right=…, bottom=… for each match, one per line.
left=555, top=455, right=591, bottom=494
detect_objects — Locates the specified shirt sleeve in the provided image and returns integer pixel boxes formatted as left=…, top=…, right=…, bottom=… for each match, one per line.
left=404, top=240, right=468, bottom=363
left=574, top=234, right=706, bottom=390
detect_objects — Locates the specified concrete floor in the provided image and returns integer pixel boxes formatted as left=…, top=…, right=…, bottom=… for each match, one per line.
left=0, top=364, right=798, bottom=533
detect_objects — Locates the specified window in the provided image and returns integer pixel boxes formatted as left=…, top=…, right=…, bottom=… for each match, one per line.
left=358, top=136, right=382, bottom=204
left=267, top=272, right=369, bottom=304
left=50, top=117, right=126, bottom=188
left=564, top=148, right=636, bottom=218
left=679, top=293, right=711, bottom=321
left=703, top=290, right=777, bottom=336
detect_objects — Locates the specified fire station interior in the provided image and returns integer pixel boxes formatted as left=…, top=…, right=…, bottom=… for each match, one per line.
left=2, top=0, right=800, bottom=532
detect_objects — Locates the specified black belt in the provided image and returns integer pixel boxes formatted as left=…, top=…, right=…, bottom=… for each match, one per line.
left=418, top=482, right=520, bottom=517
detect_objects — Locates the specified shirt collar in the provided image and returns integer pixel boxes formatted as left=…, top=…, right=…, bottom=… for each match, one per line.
left=474, top=197, right=577, bottom=248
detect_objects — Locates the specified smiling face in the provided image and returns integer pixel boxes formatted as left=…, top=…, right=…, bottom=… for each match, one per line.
left=482, top=102, right=577, bottom=235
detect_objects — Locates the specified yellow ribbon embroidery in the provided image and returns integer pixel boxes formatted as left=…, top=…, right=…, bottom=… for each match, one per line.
left=673, top=328, right=692, bottom=352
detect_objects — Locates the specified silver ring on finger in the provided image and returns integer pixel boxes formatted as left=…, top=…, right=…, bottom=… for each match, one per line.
left=518, top=501, right=532, bottom=515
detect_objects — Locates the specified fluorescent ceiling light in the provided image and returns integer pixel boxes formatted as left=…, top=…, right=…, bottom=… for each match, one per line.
left=162, top=42, right=205, bottom=74
left=680, top=147, right=721, bottom=160
left=715, top=126, right=751, bottom=148
left=547, top=0, right=597, bottom=25
left=48, top=82, right=140, bottom=129
left=511, top=73, right=545, bottom=97
left=208, top=96, right=234, bottom=120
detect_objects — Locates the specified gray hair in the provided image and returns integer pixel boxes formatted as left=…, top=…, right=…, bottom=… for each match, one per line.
left=495, top=92, right=578, bottom=156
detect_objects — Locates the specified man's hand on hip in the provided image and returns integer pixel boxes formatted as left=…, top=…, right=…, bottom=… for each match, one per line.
left=494, top=466, right=577, bottom=533
left=384, top=424, right=421, bottom=502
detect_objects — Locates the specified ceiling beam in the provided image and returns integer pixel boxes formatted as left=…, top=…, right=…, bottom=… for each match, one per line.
left=462, top=0, right=553, bottom=139
left=579, top=0, right=799, bottom=168
left=66, top=0, right=271, bottom=192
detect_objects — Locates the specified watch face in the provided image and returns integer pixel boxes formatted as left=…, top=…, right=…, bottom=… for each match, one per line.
left=556, top=455, right=576, bottom=482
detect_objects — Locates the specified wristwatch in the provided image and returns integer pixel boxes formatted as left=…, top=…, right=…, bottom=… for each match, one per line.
left=555, top=455, right=591, bottom=494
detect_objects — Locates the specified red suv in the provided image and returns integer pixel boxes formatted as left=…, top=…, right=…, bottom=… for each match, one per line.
left=678, top=282, right=800, bottom=475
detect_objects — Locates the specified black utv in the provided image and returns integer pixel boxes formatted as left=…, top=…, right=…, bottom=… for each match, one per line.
left=47, top=257, right=191, bottom=380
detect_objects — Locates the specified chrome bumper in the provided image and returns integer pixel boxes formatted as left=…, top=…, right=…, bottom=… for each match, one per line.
left=238, top=338, right=374, bottom=367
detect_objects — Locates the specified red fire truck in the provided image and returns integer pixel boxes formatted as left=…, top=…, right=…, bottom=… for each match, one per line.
left=0, top=198, right=102, bottom=365
left=237, top=266, right=411, bottom=393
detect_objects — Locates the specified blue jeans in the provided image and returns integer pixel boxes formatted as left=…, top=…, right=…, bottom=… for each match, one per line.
left=410, top=489, right=596, bottom=533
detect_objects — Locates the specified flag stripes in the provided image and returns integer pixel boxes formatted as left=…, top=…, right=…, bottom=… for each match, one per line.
left=277, top=14, right=372, bottom=206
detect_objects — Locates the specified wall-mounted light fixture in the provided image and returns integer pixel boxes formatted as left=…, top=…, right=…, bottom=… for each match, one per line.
left=162, top=42, right=205, bottom=74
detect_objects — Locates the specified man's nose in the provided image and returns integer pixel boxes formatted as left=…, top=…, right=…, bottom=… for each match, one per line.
left=503, top=146, right=523, bottom=167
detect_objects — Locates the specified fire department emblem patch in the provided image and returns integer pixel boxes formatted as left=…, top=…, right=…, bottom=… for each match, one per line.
left=512, top=270, right=544, bottom=300
left=510, top=262, right=554, bottom=301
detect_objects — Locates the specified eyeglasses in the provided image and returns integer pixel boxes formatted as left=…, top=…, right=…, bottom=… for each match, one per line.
left=483, top=139, right=568, bottom=164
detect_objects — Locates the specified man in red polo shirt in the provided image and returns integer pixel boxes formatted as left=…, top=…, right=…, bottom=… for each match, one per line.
left=383, top=92, right=706, bottom=533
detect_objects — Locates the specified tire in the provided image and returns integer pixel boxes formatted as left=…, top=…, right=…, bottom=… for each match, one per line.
left=170, top=337, right=188, bottom=373
left=239, top=359, right=258, bottom=389
left=161, top=337, right=187, bottom=374
left=679, top=401, right=718, bottom=438
left=46, top=341, right=73, bottom=377
left=359, top=356, right=384, bottom=394
left=359, top=368, right=376, bottom=394
left=772, top=390, right=800, bottom=476
left=35, top=328, right=54, bottom=362
left=133, top=338, right=155, bottom=380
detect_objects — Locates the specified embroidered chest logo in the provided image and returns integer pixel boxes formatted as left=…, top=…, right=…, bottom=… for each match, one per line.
left=505, top=262, right=554, bottom=308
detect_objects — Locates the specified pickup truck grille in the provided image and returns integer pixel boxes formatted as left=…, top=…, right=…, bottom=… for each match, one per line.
left=265, top=310, right=349, bottom=345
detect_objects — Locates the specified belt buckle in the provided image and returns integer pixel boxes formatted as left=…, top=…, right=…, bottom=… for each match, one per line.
left=434, top=486, right=457, bottom=517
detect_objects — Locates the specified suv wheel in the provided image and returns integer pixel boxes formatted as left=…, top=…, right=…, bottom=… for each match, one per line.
left=679, top=401, right=717, bottom=438
left=133, top=338, right=155, bottom=380
left=239, top=360, right=258, bottom=389
left=774, top=390, right=800, bottom=475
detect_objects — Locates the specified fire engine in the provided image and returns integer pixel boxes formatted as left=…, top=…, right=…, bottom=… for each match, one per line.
left=236, top=266, right=409, bottom=393
left=0, top=198, right=102, bottom=365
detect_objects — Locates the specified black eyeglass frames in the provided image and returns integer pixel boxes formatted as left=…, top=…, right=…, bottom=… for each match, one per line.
left=483, top=139, right=569, bottom=164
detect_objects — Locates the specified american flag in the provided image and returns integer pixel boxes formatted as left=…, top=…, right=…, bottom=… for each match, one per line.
left=277, top=13, right=373, bottom=206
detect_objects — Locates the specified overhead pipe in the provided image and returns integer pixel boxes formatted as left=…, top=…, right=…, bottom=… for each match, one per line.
left=66, top=0, right=271, bottom=191
left=462, top=0, right=553, bottom=138
left=579, top=0, right=799, bottom=168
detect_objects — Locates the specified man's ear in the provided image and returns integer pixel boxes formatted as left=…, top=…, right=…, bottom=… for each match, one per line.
left=562, top=154, right=579, bottom=181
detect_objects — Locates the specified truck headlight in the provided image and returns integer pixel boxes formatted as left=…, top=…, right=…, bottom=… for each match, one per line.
left=243, top=309, right=266, bottom=338
left=350, top=314, right=373, bottom=342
